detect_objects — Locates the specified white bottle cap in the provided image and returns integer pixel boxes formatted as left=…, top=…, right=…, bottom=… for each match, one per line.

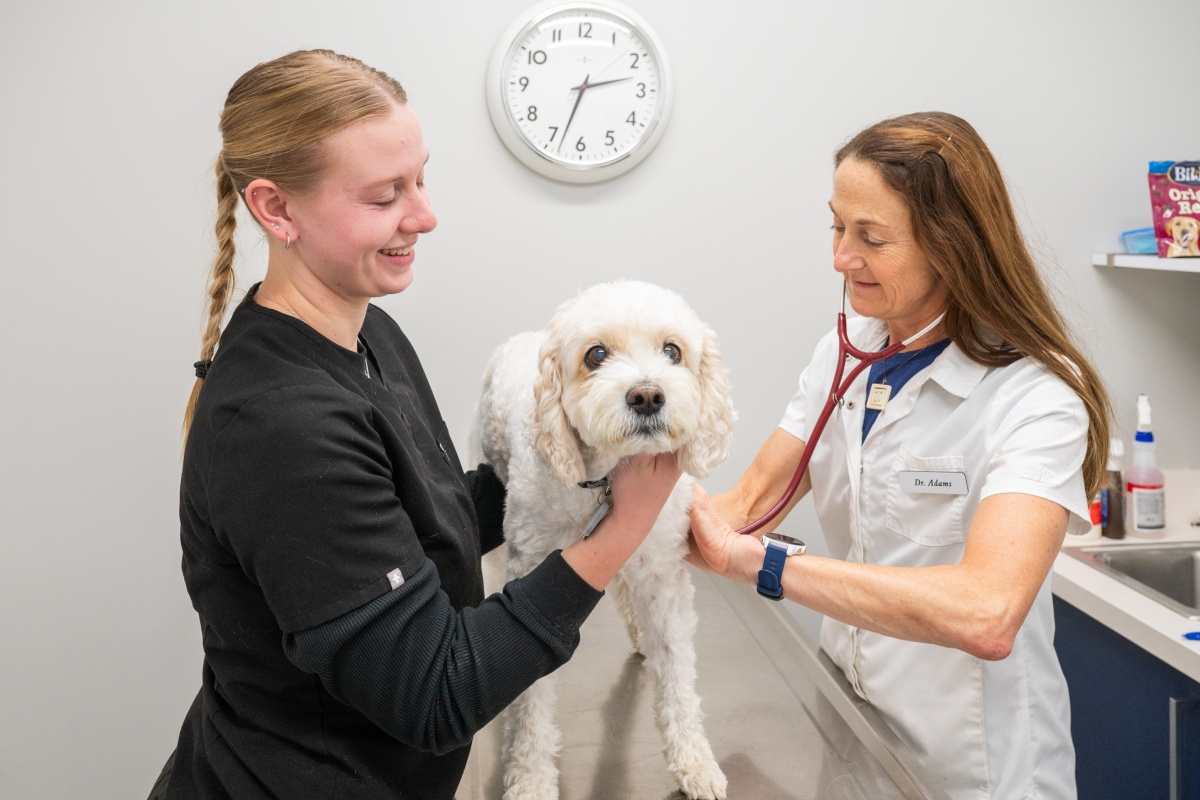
left=1136, top=393, right=1152, bottom=432
left=1107, top=436, right=1124, bottom=471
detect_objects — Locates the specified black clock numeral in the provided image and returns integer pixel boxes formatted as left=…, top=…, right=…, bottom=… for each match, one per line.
left=605, top=130, right=615, bottom=146
left=575, top=137, right=586, bottom=152
left=629, top=53, right=639, bottom=69
left=625, top=111, right=637, bottom=126
left=548, top=126, right=559, bottom=142
left=518, top=76, right=529, bottom=92
left=552, top=28, right=561, bottom=42
left=611, top=32, right=617, bottom=45
left=528, top=50, right=547, bottom=65
left=527, top=106, right=538, bottom=121
left=636, top=82, right=645, bottom=98
left=579, top=22, right=592, bottom=38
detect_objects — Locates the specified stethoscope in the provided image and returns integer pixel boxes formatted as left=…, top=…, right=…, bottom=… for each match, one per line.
left=736, top=287, right=948, bottom=536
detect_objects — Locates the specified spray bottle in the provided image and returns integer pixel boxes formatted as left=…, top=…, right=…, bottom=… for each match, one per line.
left=1126, top=393, right=1166, bottom=533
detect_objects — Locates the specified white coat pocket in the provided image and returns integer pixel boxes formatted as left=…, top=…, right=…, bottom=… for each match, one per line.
left=885, top=446, right=967, bottom=546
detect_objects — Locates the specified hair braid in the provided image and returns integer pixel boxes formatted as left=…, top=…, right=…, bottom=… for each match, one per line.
left=182, top=49, right=409, bottom=443
left=182, top=160, right=240, bottom=439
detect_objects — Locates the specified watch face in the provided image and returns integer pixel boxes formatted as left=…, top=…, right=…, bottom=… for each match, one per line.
left=763, top=533, right=806, bottom=552
left=486, top=1, right=672, bottom=183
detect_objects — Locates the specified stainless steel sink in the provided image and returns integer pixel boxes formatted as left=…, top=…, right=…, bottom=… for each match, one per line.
left=1065, top=542, right=1200, bottom=620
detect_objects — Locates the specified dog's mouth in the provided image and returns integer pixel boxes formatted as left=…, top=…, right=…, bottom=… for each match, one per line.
left=627, top=416, right=669, bottom=439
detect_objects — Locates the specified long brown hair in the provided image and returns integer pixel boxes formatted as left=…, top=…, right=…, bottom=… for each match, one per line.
left=182, top=49, right=408, bottom=439
left=836, top=112, right=1111, bottom=497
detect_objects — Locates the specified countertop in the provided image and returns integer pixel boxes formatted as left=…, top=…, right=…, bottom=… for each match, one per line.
left=458, top=548, right=949, bottom=800
left=1053, top=468, right=1200, bottom=681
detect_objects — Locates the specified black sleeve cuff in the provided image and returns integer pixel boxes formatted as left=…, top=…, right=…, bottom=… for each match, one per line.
left=467, top=463, right=507, bottom=555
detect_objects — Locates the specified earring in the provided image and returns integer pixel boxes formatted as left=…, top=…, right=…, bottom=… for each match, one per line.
left=272, top=223, right=279, bottom=230
left=285, top=233, right=291, bottom=251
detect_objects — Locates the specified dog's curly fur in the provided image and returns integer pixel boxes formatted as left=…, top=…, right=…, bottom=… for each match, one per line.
left=472, top=281, right=734, bottom=800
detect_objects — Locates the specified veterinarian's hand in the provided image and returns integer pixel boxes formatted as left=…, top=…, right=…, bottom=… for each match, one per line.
left=562, top=453, right=681, bottom=590
left=686, top=484, right=763, bottom=584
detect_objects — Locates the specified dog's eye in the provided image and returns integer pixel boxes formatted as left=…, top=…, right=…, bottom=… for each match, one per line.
left=584, top=345, right=607, bottom=369
left=662, top=343, right=682, bottom=364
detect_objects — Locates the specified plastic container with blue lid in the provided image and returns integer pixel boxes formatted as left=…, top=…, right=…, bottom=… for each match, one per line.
left=1122, top=227, right=1158, bottom=255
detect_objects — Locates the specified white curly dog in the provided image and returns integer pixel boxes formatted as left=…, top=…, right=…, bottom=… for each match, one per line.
left=473, top=280, right=735, bottom=800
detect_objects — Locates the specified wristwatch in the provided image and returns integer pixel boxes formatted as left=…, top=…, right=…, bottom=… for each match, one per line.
left=756, top=532, right=806, bottom=600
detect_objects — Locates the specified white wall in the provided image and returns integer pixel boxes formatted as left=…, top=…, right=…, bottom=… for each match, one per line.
left=2, top=1, right=1197, bottom=796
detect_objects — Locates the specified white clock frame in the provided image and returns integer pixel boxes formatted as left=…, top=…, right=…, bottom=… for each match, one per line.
left=485, top=0, right=674, bottom=184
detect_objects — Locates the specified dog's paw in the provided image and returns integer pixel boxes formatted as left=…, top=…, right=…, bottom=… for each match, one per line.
left=502, top=767, right=560, bottom=800
left=672, top=758, right=728, bottom=800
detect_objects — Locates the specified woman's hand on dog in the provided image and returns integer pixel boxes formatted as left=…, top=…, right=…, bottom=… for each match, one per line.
left=686, top=484, right=763, bottom=584
left=561, top=453, right=682, bottom=590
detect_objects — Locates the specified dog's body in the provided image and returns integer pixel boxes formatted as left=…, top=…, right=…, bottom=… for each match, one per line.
left=1166, top=215, right=1200, bottom=256
left=473, top=281, right=733, bottom=800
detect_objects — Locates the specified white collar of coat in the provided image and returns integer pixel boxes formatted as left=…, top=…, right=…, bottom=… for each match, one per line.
left=851, top=316, right=989, bottom=400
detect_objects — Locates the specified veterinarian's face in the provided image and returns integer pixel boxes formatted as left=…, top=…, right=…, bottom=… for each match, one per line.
left=286, top=104, right=437, bottom=300
left=830, top=157, right=948, bottom=339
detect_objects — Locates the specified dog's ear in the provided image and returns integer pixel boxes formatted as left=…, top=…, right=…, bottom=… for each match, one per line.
left=532, top=342, right=586, bottom=486
left=678, top=326, right=736, bottom=478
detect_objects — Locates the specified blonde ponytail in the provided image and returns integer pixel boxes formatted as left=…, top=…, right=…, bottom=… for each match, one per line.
left=181, top=49, right=409, bottom=443
left=182, top=161, right=240, bottom=440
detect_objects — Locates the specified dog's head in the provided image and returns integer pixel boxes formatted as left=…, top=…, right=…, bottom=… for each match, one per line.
left=1167, top=215, right=1199, bottom=248
left=532, top=281, right=735, bottom=485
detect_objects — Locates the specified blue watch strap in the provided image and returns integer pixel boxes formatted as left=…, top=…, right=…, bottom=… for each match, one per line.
left=756, top=541, right=788, bottom=600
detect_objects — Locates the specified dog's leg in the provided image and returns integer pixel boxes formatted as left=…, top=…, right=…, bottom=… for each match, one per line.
left=501, top=675, right=561, bottom=800
left=628, top=558, right=727, bottom=800
left=501, top=545, right=563, bottom=800
left=608, top=571, right=645, bottom=657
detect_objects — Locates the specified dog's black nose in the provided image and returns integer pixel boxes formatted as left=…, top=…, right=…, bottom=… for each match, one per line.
left=626, top=384, right=665, bottom=416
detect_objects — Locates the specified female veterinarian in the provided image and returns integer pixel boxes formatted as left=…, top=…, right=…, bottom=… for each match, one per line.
left=687, top=111, right=1111, bottom=800
left=151, top=49, right=681, bottom=800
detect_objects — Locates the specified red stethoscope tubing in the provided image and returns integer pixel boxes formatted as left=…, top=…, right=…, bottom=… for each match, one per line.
left=735, top=291, right=945, bottom=536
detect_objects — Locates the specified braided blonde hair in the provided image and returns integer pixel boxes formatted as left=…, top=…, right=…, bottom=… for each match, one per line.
left=183, top=50, right=407, bottom=438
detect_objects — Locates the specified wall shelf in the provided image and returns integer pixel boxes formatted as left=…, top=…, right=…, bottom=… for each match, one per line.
left=1093, top=253, right=1200, bottom=273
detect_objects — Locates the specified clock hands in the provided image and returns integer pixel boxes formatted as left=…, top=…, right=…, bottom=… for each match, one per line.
left=570, top=76, right=631, bottom=91
left=557, top=74, right=589, bottom=153
left=557, top=75, right=633, bottom=152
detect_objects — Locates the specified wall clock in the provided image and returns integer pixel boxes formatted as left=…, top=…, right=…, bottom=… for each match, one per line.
left=485, top=1, right=673, bottom=184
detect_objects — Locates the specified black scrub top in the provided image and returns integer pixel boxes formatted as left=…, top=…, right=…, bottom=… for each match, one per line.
left=166, top=290, right=497, bottom=799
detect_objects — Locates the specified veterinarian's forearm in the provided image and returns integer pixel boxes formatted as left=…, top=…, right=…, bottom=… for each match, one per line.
left=717, top=428, right=812, bottom=530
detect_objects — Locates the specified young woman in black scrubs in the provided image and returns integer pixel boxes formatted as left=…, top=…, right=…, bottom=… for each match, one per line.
left=152, top=49, right=681, bottom=800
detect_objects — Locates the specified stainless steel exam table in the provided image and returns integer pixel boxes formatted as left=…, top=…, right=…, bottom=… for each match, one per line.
left=458, top=549, right=947, bottom=800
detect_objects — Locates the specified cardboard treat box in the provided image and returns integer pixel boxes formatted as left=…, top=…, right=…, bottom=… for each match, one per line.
left=1148, top=161, right=1200, bottom=258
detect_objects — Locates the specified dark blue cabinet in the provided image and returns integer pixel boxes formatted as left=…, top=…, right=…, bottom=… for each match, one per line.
left=1054, top=596, right=1200, bottom=800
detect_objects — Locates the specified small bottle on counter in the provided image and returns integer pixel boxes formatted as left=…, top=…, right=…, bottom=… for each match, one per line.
left=1101, top=437, right=1126, bottom=539
left=1126, top=393, right=1166, bottom=533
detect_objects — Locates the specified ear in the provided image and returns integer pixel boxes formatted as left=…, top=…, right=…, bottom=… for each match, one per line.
left=678, top=326, right=736, bottom=479
left=243, top=178, right=293, bottom=249
left=532, top=342, right=586, bottom=486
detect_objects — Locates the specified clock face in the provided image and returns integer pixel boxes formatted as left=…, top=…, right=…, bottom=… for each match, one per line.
left=486, top=1, right=672, bottom=183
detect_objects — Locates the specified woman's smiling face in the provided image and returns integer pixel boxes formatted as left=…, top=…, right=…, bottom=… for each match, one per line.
left=286, top=103, right=438, bottom=301
left=829, top=156, right=949, bottom=341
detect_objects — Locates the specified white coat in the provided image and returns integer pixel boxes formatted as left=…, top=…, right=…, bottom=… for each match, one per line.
left=779, top=316, right=1089, bottom=800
